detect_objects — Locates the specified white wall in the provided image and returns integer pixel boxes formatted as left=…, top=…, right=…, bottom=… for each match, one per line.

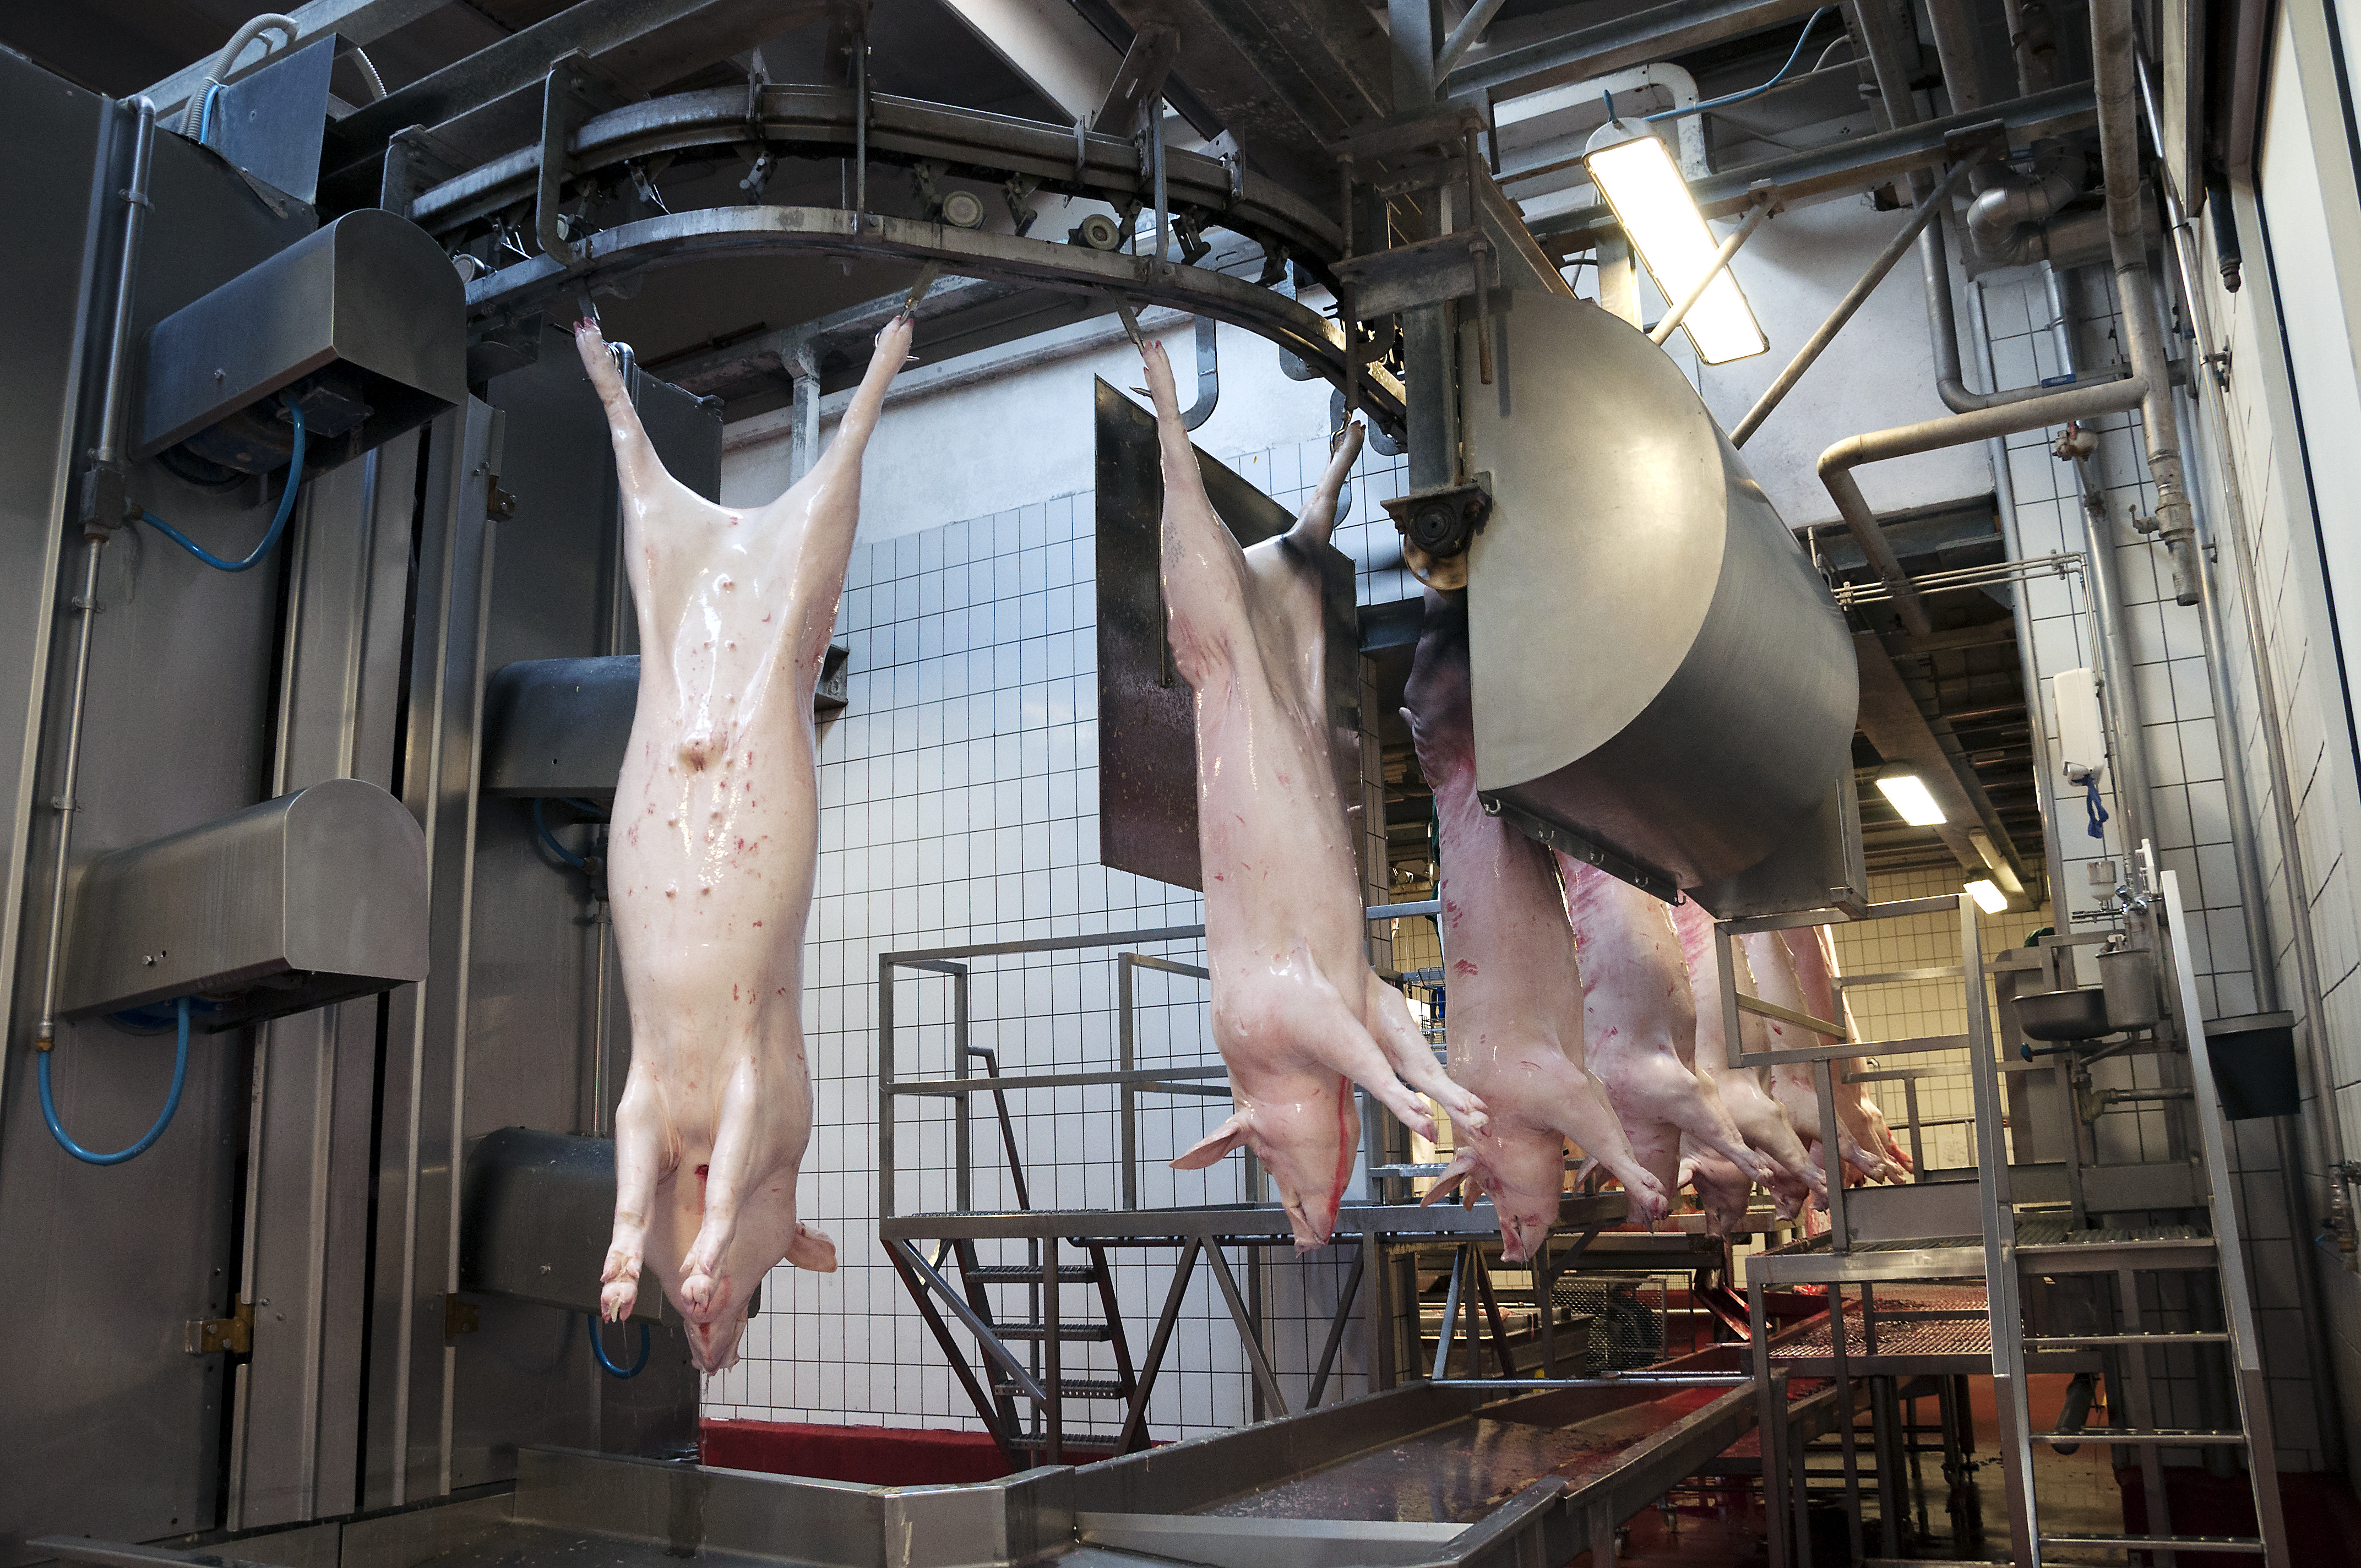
left=722, top=317, right=1339, bottom=545
left=1574, top=193, right=1994, bottom=527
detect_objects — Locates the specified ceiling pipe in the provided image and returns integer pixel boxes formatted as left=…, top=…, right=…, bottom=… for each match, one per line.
left=2090, top=0, right=2194, bottom=557
left=2001, top=0, right=2060, bottom=95
left=1820, top=0, right=2176, bottom=684
left=1923, top=0, right=1986, bottom=111
left=1963, top=141, right=2085, bottom=264
left=1492, top=61, right=1709, bottom=178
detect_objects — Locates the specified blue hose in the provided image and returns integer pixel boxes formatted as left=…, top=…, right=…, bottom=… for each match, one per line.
left=197, top=84, right=221, bottom=147
left=1644, top=8, right=1833, bottom=123
left=534, top=797, right=588, bottom=868
left=40, top=995, right=192, bottom=1166
left=589, top=1312, right=651, bottom=1378
left=143, top=394, right=306, bottom=573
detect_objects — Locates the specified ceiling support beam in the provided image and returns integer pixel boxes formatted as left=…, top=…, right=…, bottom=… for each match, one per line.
left=1530, top=83, right=2096, bottom=253
left=1440, top=0, right=1822, bottom=105
left=1855, top=630, right=2039, bottom=901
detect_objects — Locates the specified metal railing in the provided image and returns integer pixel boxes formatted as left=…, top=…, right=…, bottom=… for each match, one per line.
left=877, top=903, right=1442, bottom=1221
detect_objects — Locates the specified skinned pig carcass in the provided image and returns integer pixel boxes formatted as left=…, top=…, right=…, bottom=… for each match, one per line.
left=1403, top=591, right=1667, bottom=1258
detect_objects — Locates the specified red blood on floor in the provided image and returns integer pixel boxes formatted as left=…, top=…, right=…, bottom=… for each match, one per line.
left=701, top=1418, right=1014, bottom=1485
left=2118, top=1463, right=2361, bottom=1568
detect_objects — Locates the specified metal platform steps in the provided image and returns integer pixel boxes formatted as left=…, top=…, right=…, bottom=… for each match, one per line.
left=1729, top=876, right=2291, bottom=1566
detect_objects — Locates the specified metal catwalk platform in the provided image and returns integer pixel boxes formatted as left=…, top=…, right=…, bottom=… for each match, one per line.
left=1729, top=877, right=2290, bottom=1565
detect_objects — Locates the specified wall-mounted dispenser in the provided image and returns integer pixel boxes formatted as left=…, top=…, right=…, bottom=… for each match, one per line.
left=134, top=208, right=464, bottom=480
left=61, top=777, right=428, bottom=1029
left=2053, top=667, right=2107, bottom=783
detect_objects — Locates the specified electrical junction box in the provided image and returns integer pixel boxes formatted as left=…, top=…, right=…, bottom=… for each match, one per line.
left=2053, top=667, right=2107, bottom=782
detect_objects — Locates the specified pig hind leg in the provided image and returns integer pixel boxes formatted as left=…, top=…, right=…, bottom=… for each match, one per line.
left=1259, top=962, right=1441, bottom=1143
left=1362, top=973, right=1488, bottom=1132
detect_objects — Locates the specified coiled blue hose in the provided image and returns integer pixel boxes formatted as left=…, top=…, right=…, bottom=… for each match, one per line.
left=589, top=1312, right=651, bottom=1378
left=40, top=995, right=192, bottom=1166
left=143, top=393, right=306, bottom=573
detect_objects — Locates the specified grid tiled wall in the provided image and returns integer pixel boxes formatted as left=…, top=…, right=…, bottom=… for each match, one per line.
left=1831, top=865, right=2053, bottom=1174
left=2189, top=176, right=2361, bottom=1471
left=701, top=416, right=1418, bottom=1438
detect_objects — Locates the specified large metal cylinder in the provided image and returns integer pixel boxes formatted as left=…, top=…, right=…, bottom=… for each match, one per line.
left=1462, top=293, right=1857, bottom=891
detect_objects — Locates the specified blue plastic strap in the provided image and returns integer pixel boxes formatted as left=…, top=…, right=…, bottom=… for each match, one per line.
left=2083, top=775, right=2110, bottom=841
left=40, top=995, right=192, bottom=1166
left=589, top=1313, right=652, bottom=1378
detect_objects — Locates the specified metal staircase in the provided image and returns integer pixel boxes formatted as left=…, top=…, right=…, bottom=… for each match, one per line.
left=1973, top=867, right=2288, bottom=1565
left=882, top=1044, right=1141, bottom=1465
left=1733, top=873, right=2290, bottom=1567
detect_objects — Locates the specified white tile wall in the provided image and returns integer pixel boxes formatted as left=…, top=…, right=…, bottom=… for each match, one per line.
left=1977, top=246, right=2331, bottom=1466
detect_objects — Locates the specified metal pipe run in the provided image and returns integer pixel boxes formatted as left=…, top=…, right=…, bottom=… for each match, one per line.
left=2063, top=410, right=2155, bottom=859
left=1923, top=210, right=2136, bottom=411
left=1817, top=375, right=2145, bottom=638
left=2092, top=0, right=2197, bottom=556
left=1732, top=144, right=1990, bottom=451
left=95, top=99, right=157, bottom=469
left=1815, top=4, right=2168, bottom=644
left=1650, top=194, right=1773, bottom=346
left=35, top=96, right=157, bottom=1057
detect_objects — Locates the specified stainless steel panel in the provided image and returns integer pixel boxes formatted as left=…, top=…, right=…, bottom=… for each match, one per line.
left=136, top=209, right=464, bottom=470
left=3, top=68, right=319, bottom=1558
left=59, top=777, right=428, bottom=1024
left=480, top=657, right=639, bottom=798
left=230, top=432, right=427, bottom=1528
left=1093, top=377, right=1358, bottom=891
left=1684, top=770, right=1868, bottom=920
left=1461, top=293, right=1858, bottom=891
left=366, top=396, right=505, bottom=1509
left=206, top=34, right=336, bottom=206
left=459, top=1128, right=667, bottom=1323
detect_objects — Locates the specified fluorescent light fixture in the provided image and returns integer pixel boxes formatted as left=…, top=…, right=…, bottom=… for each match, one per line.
left=1875, top=772, right=1946, bottom=827
left=1965, top=878, right=2009, bottom=914
left=1582, top=127, right=1767, bottom=363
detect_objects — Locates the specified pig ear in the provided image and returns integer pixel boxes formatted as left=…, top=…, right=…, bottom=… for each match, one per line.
left=787, top=1222, right=837, bottom=1273
left=1170, top=1112, right=1252, bottom=1170
left=1420, top=1149, right=1478, bottom=1207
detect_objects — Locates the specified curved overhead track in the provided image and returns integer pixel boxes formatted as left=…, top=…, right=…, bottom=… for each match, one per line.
left=408, top=85, right=1342, bottom=265
left=463, top=204, right=1407, bottom=434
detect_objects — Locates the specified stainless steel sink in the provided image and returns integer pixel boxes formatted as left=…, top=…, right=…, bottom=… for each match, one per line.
left=2016, top=987, right=2112, bottom=1042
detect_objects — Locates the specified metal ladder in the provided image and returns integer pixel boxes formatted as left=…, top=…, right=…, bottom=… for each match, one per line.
left=939, top=1046, right=1140, bottom=1464
left=1970, top=868, right=2289, bottom=1565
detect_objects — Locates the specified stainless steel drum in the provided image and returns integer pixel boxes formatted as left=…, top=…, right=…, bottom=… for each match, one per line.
left=1462, top=292, right=1857, bottom=891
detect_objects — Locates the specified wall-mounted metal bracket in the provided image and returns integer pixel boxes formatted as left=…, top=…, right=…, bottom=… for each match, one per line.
left=184, top=1298, right=253, bottom=1355
left=1382, top=473, right=1492, bottom=590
